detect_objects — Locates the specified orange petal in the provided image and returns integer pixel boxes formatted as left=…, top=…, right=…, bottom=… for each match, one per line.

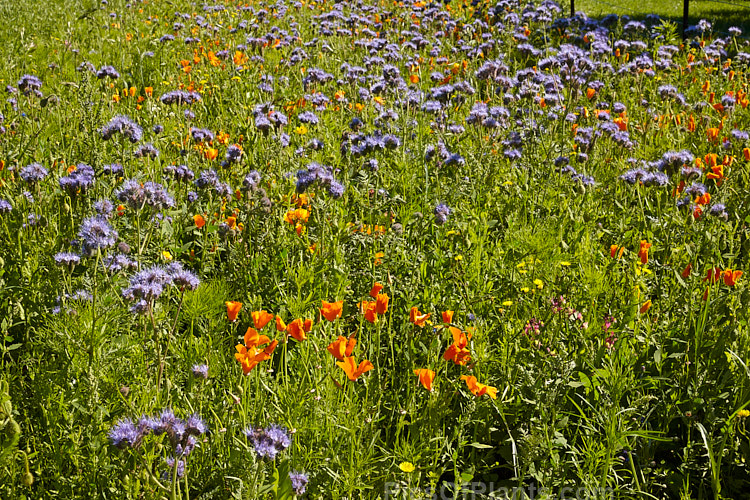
left=226, top=301, right=242, bottom=321
left=327, top=336, right=348, bottom=361
left=414, top=368, right=435, bottom=391
left=286, top=319, right=307, bottom=342
left=275, top=315, right=287, bottom=332
left=375, top=294, right=389, bottom=315
left=252, top=310, right=274, bottom=330
left=321, top=300, right=343, bottom=321
left=336, top=356, right=358, bottom=381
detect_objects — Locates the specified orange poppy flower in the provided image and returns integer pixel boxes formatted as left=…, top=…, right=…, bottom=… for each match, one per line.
left=193, top=214, right=206, bottom=228
left=235, top=328, right=278, bottom=375
left=286, top=318, right=307, bottom=342
left=637, top=241, right=651, bottom=265
left=284, top=208, right=309, bottom=225
left=706, top=165, right=724, bottom=183
left=336, top=356, right=374, bottom=381
left=226, top=301, right=242, bottom=322
left=743, top=148, right=750, bottom=161
left=375, top=293, right=389, bottom=315
left=252, top=310, right=274, bottom=330
left=723, top=269, right=743, bottom=286
left=409, top=306, right=430, bottom=327
left=610, top=245, right=624, bottom=259
left=707, top=127, right=720, bottom=142
left=687, top=114, right=696, bottom=132
left=303, top=318, right=313, bottom=332
left=443, top=327, right=472, bottom=365
left=242, top=327, right=271, bottom=348
left=327, top=335, right=356, bottom=361
left=414, top=369, right=435, bottom=391
left=442, top=310, right=454, bottom=323
left=321, top=300, right=343, bottom=321
left=233, top=51, right=248, bottom=65
left=275, top=315, right=287, bottom=332
left=144, top=86, right=153, bottom=97
left=358, top=300, right=378, bottom=323
left=369, top=283, right=384, bottom=298
left=374, top=252, right=385, bottom=266
left=205, top=148, right=218, bottom=160
left=639, top=300, right=652, bottom=314
left=695, top=192, right=711, bottom=206
left=460, top=375, right=497, bottom=399
left=704, top=267, right=723, bottom=284
left=681, top=263, right=692, bottom=278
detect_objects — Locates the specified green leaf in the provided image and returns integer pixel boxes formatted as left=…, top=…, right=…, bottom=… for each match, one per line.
left=467, top=442, right=493, bottom=449
left=272, top=460, right=295, bottom=500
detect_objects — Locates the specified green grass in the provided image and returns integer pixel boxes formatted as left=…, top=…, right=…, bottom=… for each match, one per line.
left=0, top=0, right=749, bottom=499
left=577, top=0, right=750, bottom=34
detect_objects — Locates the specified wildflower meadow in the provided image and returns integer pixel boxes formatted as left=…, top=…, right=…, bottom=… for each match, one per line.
left=1, top=0, right=750, bottom=498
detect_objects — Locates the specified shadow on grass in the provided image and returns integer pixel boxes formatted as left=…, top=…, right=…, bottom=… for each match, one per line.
left=574, top=0, right=750, bottom=36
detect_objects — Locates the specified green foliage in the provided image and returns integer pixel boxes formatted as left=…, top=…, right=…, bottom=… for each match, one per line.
left=0, top=0, right=749, bottom=499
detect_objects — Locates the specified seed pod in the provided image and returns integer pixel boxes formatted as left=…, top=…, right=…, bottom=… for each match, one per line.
left=4, top=419, right=21, bottom=448
left=22, top=472, right=34, bottom=487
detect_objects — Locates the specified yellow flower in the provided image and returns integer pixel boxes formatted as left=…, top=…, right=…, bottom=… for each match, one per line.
left=521, top=287, right=530, bottom=293
left=398, top=462, right=415, bottom=473
left=737, top=409, right=750, bottom=418
left=560, top=261, right=571, bottom=266
left=294, top=125, right=308, bottom=135
left=502, top=300, right=513, bottom=306
left=533, top=279, right=544, bottom=289
left=162, top=250, right=173, bottom=260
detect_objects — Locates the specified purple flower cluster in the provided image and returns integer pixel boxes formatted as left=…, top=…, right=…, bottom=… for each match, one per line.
left=96, top=65, right=120, bottom=79
left=133, top=143, right=159, bottom=159
left=163, top=164, right=195, bottom=182
left=159, top=90, right=201, bottom=105
left=195, top=169, right=232, bottom=197
left=78, top=216, right=118, bottom=256
left=59, top=163, right=96, bottom=195
left=18, top=74, right=42, bottom=96
left=102, top=254, right=138, bottom=273
left=243, top=424, right=292, bottom=460
left=191, top=364, right=209, bottom=378
left=619, top=168, right=669, bottom=187
left=434, top=203, right=451, bottom=225
left=102, top=163, right=124, bottom=176
left=289, top=471, right=309, bottom=495
left=109, top=408, right=207, bottom=483
left=243, top=170, right=261, bottom=191
left=122, top=262, right=200, bottom=311
left=224, top=144, right=242, bottom=164
left=19, top=163, right=49, bottom=183
left=101, top=115, right=143, bottom=143
left=294, top=162, right=345, bottom=198
left=115, top=179, right=175, bottom=210
left=190, top=127, right=214, bottom=142
left=54, top=252, right=81, bottom=268
left=559, top=165, right=595, bottom=187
